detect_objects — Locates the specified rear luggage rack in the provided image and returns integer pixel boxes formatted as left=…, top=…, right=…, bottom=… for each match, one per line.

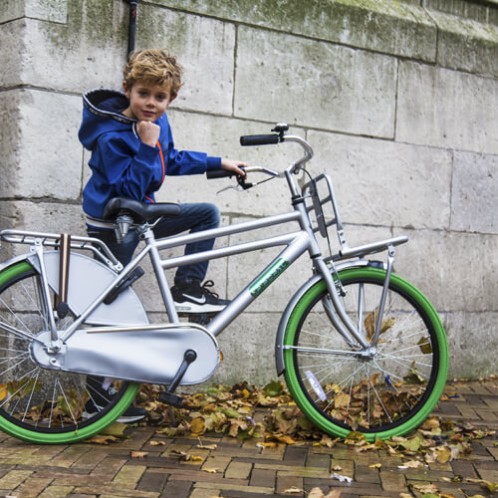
left=0, top=229, right=122, bottom=271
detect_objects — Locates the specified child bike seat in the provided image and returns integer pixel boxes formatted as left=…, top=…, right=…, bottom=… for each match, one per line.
left=103, top=197, right=181, bottom=223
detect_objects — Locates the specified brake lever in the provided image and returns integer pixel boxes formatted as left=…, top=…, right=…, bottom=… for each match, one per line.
left=215, top=167, right=278, bottom=195
left=216, top=173, right=253, bottom=194
left=237, top=176, right=253, bottom=190
left=216, top=183, right=253, bottom=195
left=216, top=185, right=240, bottom=194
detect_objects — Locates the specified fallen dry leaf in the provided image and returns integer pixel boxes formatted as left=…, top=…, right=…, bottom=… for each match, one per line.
left=466, top=478, right=498, bottom=493
left=435, top=446, right=452, bottom=464
left=257, top=441, right=279, bottom=449
left=86, top=434, right=120, bottom=445
left=100, top=422, right=128, bottom=436
left=271, top=434, right=298, bottom=445
left=411, top=483, right=439, bottom=494
left=171, top=449, right=205, bottom=463
left=313, top=436, right=340, bottom=448
left=324, top=491, right=342, bottom=498
left=308, top=488, right=325, bottom=498
left=136, top=380, right=496, bottom=469
left=149, top=440, right=167, bottom=446
left=282, top=486, right=304, bottom=494
left=190, top=416, right=205, bottom=434
left=130, top=451, right=148, bottom=458
left=197, top=440, right=218, bottom=450
left=197, top=443, right=217, bottom=450
left=398, top=459, right=424, bottom=469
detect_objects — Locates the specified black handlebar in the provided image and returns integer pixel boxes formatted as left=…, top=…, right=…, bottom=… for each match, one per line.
left=240, top=123, right=289, bottom=146
left=206, top=169, right=235, bottom=179
left=240, top=134, right=280, bottom=146
left=206, top=168, right=253, bottom=190
left=206, top=124, right=291, bottom=190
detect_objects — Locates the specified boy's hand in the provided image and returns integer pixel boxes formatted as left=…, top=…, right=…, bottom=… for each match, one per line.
left=137, top=121, right=160, bottom=147
left=221, top=159, right=247, bottom=178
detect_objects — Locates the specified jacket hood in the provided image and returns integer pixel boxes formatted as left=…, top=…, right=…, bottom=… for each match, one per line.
left=79, top=89, right=136, bottom=150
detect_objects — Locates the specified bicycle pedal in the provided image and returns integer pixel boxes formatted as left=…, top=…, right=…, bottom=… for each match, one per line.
left=104, top=266, right=144, bottom=305
left=158, top=391, right=184, bottom=407
left=190, top=313, right=215, bottom=325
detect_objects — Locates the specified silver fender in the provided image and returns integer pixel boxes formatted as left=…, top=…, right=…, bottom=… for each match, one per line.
left=8, top=251, right=149, bottom=326
left=0, top=253, right=37, bottom=273
left=275, top=259, right=385, bottom=376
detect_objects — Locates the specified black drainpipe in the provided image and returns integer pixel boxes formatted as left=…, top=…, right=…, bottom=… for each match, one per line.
left=125, top=0, right=139, bottom=57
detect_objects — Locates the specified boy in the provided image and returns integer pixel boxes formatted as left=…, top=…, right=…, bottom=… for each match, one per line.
left=79, top=49, right=246, bottom=422
left=79, top=48, right=246, bottom=312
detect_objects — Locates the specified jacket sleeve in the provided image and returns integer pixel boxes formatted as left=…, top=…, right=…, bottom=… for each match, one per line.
left=95, top=134, right=163, bottom=201
left=159, top=115, right=222, bottom=176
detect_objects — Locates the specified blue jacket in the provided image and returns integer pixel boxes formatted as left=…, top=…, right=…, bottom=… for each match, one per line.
left=79, top=89, right=221, bottom=219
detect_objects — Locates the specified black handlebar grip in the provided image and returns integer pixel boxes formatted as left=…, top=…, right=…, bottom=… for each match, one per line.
left=240, top=134, right=280, bottom=146
left=206, top=169, right=234, bottom=179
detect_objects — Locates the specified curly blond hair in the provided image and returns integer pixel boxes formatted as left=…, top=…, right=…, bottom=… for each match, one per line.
left=123, top=49, right=184, bottom=97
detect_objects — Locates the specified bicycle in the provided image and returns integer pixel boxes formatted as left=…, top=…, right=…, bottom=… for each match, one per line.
left=0, top=124, right=448, bottom=444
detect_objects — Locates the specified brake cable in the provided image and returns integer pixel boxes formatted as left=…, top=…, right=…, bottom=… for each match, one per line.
left=216, top=174, right=276, bottom=194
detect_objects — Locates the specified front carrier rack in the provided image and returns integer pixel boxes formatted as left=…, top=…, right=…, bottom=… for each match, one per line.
left=302, top=173, right=408, bottom=263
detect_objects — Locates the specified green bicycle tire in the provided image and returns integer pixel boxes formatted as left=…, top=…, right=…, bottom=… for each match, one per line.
left=283, top=266, right=449, bottom=441
left=0, top=260, right=141, bottom=444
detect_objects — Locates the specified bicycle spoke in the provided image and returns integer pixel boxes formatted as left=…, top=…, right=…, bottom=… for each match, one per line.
left=379, top=351, right=433, bottom=371
left=0, top=364, right=40, bottom=413
left=0, top=354, right=32, bottom=380
left=356, top=282, right=366, bottom=337
left=21, top=369, right=41, bottom=423
left=0, top=320, right=38, bottom=342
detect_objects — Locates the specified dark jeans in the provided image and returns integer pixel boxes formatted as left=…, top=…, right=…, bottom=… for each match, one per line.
left=87, top=202, right=220, bottom=285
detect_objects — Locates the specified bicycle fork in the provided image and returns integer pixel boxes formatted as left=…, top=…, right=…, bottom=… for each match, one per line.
left=318, top=244, right=397, bottom=352
left=314, top=257, right=370, bottom=350
left=371, top=245, right=395, bottom=347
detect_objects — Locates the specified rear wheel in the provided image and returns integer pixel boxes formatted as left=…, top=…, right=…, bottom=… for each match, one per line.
left=283, top=266, right=448, bottom=440
left=0, top=260, right=140, bottom=444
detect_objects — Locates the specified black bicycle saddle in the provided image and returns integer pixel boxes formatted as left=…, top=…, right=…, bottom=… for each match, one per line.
left=103, top=197, right=181, bottom=223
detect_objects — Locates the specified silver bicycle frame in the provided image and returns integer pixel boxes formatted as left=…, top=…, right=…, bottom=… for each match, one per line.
left=56, top=171, right=372, bottom=349
left=2, top=131, right=407, bottom=354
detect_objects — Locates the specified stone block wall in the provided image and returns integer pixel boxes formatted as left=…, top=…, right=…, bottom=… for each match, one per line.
left=0, top=0, right=497, bottom=383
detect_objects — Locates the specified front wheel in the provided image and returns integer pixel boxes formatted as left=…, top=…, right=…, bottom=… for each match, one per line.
left=0, top=260, right=140, bottom=444
left=282, top=267, right=448, bottom=440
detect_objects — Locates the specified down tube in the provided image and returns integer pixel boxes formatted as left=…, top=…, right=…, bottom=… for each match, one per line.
left=208, top=232, right=311, bottom=337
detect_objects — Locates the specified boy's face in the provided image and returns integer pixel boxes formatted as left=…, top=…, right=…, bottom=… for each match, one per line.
left=122, top=81, right=175, bottom=122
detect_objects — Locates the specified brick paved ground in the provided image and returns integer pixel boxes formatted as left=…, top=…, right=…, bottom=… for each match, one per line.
left=0, top=380, right=496, bottom=498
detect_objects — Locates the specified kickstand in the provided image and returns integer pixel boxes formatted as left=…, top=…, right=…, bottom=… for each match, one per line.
left=159, top=349, right=197, bottom=407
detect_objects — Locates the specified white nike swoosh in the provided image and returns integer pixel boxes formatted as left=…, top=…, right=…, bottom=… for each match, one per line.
left=183, top=294, right=207, bottom=304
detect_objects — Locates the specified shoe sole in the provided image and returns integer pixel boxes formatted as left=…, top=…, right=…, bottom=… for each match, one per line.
left=174, top=302, right=226, bottom=313
left=116, top=415, right=146, bottom=424
left=82, top=411, right=146, bottom=424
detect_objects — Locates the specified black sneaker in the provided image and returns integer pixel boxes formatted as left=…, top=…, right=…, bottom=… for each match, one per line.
left=171, top=280, right=230, bottom=313
left=84, top=376, right=147, bottom=424
left=82, top=400, right=147, bottom=424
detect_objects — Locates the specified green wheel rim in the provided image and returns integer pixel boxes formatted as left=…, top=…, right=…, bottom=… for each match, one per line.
left=0, top=383, right=140, bottom=444
left=283, top=267, right=449, bottom=441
